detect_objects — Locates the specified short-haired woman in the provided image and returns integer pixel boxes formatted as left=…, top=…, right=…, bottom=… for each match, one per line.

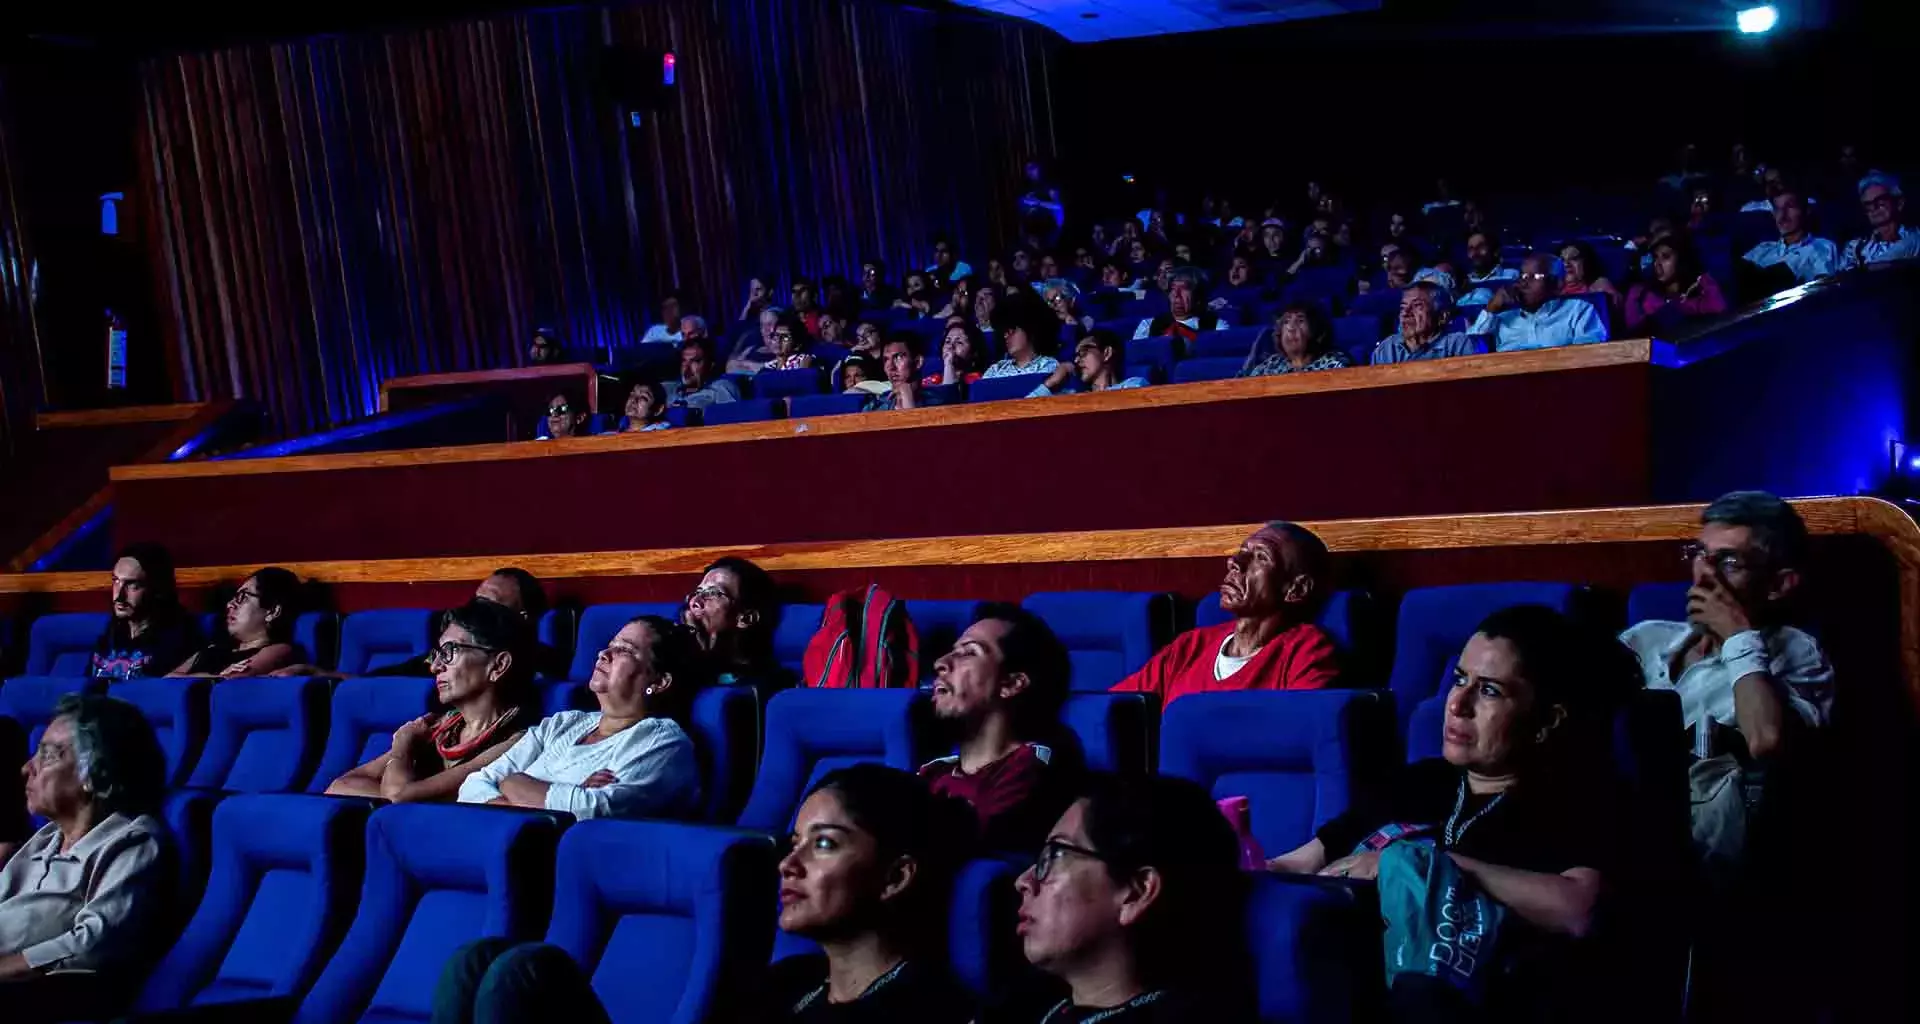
left=457, top=615, right=703, bottom=820
left=983, top=774, right=1252, bottom=1021
left=0, top=694, right=169, bottom=1020
left=324, top=599, right=538, bottom=803
left=168, top=567, right=302, bottom=678
left=1242, top=303, right=1353, bottom=376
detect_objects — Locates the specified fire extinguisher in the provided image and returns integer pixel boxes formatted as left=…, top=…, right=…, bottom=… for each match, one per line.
left=106, top=307, right=128, bottom=389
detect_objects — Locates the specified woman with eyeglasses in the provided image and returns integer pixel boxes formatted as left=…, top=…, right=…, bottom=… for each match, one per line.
left=983, top=773, right=1251, bottom=1023
left=324, top=599, right=538, bottom=803
left=759, top=314, right=816, bottom=372
left=456, top=614, right=702, bottom=820
left=540, top=390, right=590, bottom=440
left=682, top=557, right=788, bottom=699
left=1241, top=302, right=1352, bottom=377
left=433, top=764, right=972, bottom=1023
left=166, top=567, right=301, bottom=678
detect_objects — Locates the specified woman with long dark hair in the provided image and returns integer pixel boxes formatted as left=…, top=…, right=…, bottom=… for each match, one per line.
left=167, top=567, right=301, bottom=678
left=1625, top=233, right=1727, bottom=331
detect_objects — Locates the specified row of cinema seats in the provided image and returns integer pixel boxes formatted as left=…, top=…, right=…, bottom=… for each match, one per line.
left=12, top=578, right=1694, bottom=714
left=0, top=682, right=1686, bottom=1023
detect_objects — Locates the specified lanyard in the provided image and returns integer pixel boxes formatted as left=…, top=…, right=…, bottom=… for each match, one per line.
left=1040, top=990, right=1167, bottom=1024
left=790, top=960, right=908, bottom=1014
left=1443, top=776, right=1507, bottom=848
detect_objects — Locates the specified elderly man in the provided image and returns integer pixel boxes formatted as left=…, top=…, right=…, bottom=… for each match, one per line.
left=1741, top=188, right=1838, bottom=283
left=1112, top=522, right=1340, bottom=705
left=1132, top=266, right=1224, bottom=342
left=1458, top=231, right=1518, bottom=306
left=665, top=337, right=740, bottom=409
left=1371, top=283, right=1487, bottom=364
left=677, top=315, right=709, bottom=343
left=639, top=291, right=685, bottom=344
left=1468, top=252, right=1610, bottom=351
left=1, top=695, right=169, bottom=1020
left=1839, top=173, right=1920, bottom=270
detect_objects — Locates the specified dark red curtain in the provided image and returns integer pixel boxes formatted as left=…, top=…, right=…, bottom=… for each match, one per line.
left=0, top=72, right=45, bottom=458
left=136, top=0, right=1058, bottom=436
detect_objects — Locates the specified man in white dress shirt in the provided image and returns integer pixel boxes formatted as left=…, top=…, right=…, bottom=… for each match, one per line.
left=1839, top=172, right=1920, bottom=270
left=1467, top=253, right=1609, bottom=352
left=1742, top=188, right=1838, bottom=283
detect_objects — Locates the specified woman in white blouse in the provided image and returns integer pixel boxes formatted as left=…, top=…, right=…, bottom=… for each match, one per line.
left=459, top=615, right=702, bottom=820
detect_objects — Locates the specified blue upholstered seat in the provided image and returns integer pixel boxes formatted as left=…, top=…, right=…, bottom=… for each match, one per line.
left=1171, top=356, right=1246, bottom=383
left=736, top=688, right=929, bottom=831
left=336, top=610, right=436, bottom=675
left=569, top=603, right=684, bottom=681
left=294, top=804, right=566, bottom=1024
left=903, top=599, right=984, bottom=672
left=1246, top=871, right=1374, bottom=1022
left=703, top=398, right=781, bottom=425
left=1059, top=693, right=1154, bottom=775
left=187, top=677, right=329, bottom=792
left=135, top=794, right=370, bottom=1013
left=1188, top=326, right=1259, bottom=359
left=772, top=603, right=824, bottom=676
left=111, top=677, right=211, bottom=785
left=686, top=685, right=760, bottom=824
left=0, top=675, right=103, bottom=749
left=1386, top=582, right=1582, bottom=733
left=305, top=676, right=438, bottom=793
left=1627, top=580, right=1691, bottom=627
left=947, top=858, right=1025, bottom=1000
left=788, top=393, right=868, bottom=418
left=1197, top=589, right=1367, bottom=654
left=967, top=374, right=1049, bottom=403
left=1124, top=335, right=1177, bottom=378
left=542, top=820, right=778, bottom=1023
left=1020, top=591, right=1168, bottom=692
left=26, top=612, right=108, bottom=676
left=1158, top=690, right=1393, bottom=855
left=754, top=368, right=826, bottom=400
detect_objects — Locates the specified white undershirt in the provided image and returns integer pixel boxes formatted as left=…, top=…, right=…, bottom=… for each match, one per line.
left=1214, top=634, right=1259, bottom=681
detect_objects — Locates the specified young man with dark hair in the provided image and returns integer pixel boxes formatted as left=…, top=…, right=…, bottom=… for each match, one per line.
left=865, top=334, right=951, bottom=411
left=1112, top=521, right=1340, bottom=704
left=90, top=543, right=200, bottom=681
left=920, top=603, right=1075, bottom=851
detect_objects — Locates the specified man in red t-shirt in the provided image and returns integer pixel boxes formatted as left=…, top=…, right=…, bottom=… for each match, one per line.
left=1112, top=521, right=1341, bottom=705
left=920, top=604, right=1074, bottom=853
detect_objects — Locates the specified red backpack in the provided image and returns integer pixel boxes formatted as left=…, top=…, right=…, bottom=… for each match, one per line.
left=802, top=584, right=921, bottom=689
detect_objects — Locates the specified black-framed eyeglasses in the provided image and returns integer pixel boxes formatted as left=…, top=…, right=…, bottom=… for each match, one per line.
left=228, top=587, right=260, bottom=606
left=1681, top=541, right=1755, bottom=578
left=430, top=640, right=497, bottom=666
left=547, top=404, right=571, bottom=417
left=1030, top=839, right=1112, bottom=884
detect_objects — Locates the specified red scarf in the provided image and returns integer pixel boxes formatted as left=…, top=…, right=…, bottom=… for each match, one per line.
left=432, top=706, right=521, bottom=764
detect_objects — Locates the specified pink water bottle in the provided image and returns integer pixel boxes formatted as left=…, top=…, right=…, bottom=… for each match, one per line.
left=1216, top=796, right=1265, bottom=870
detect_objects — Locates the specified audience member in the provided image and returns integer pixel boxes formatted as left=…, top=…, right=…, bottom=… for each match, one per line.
left=859, top=258, right=898, bottom=309
left=167, top=567, right=301, bottom=678
left=436, top=764, right=973, bottom=1023
left=540, top=391, right=590, bottom=439
left=935, top=276, right=977, bottom=321
left=458, top=614, right=702, bottom=819
left=1112, top=522, right=1339, bottom=704
left=1371, top=283, right=1487, bottom=365
left=983, top=774, right=1251, bottom=1022
left=1243, top=303, right=1353, bottom=376
left=323, top=599, right=538, bottom=803
left=1624, top=234, right=1728, bottom=332
left=985, top=298, right=1072, bottom=391
left=849, top=319, right=884, bottom=358
left=526, top=327, right=563, bottom=366
left=760, top=314, right=816, bottom=372
left=0, top=695, right=168, bottom=1020
left=1839, top=172, right=1920, bottom=269
left=789, top=281, right=823, bottom=336
left=89, top=543, right=199, bottom=682
left=836, top=354, right=885, bottom=394
left=640, top=291, right=686, bottom=344
left=921, top=604, right=1075, bottom=852
left=1742, top=186, right=1839, bottom=286
left=895, top=272, right=939, bottom=319
left=679, top=315, right=710, bottom=344
left=1267, top=605, right=1625, bottom=1022
left=669, top=337, right=743, bottom=408
left=815, top=309, right=848, bottom=347
left=1557, top=240, right=1623, bottom=316
left=927, top=322, right=987, bottom=387
left=974, top=283, right=1001, bottom=342
left=682, top=556, right=787, bottom=697
left=738, top=276, right=775, bottom=322
left=1209, top=255, right=1264, bottom=315
left=1469, top=252, right=1611, bottom=351
left=928, top=235, right=973, bottom=285
left=1042, top=280, right=1095, bottom=342
left=621, top=381, right=671, bottom=432
left=1132, top=267, right=1222, bottom=342
left=1070, top=331, right=1149, bottom=391
left=276, top=568, right=552, bottom=680
left=1620, top=492, right=1831, bottom=835
left=867, top=335, right=951, bottom=411
left=1458, top=231, right=1518, bottom=306
left=729, top=307, right=784, bottom=374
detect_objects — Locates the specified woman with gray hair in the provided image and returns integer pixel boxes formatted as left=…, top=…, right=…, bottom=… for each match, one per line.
left=0, top=694, right=169, bottom=1017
